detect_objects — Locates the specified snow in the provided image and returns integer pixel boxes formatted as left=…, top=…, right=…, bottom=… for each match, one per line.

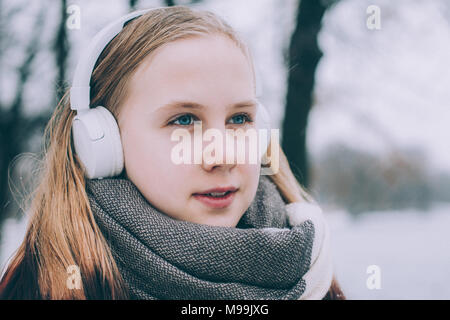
left=0, top=216, right=28, bottom=279
left=326, top=202, right=450, bottom=299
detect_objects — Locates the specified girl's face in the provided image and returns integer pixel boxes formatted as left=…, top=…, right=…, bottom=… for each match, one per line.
left=117, top=34, right=261, bottom=227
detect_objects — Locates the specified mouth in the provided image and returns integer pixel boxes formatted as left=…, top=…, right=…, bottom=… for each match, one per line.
left=193, top=187, right=238, bottom=209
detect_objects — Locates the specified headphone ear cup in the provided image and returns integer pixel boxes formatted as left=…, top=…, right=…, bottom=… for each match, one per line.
left=255, top=101, right=272, bottom=160
left=72, top=106, right=124, bottom=179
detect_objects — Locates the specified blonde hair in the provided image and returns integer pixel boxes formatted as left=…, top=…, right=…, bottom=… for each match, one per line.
left=0, top=5, right=343, bottom=299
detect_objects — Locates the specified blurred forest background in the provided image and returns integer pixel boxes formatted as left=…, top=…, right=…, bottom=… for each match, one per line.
left=0, top=0, right=449, bottom=299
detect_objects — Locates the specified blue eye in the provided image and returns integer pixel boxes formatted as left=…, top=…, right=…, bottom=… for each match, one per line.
left=229, top=113, right=252, bottom=125
left=170, top=114, right=196, bottom=126
left=168, top=113, right=253, bottom=126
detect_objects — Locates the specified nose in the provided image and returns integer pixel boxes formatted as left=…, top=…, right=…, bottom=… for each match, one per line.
left=200, top=124, right=237, bottom=173
left=201, top=159, right=236, bottom=172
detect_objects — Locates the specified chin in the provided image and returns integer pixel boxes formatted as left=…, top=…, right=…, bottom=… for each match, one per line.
left=200, top=214, right=238, bottom=228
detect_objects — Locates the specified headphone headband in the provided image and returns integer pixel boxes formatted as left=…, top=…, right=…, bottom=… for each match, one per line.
left=70, top=7, right=164, bottom=111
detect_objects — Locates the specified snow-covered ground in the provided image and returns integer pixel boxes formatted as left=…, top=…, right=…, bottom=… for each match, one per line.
left=2, top=202, right=449, bottom=299
left=327, top=202, right=450, bottom=299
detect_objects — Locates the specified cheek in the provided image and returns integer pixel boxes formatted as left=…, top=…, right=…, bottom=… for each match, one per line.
left=121, top=123, right=172, bottom=171
left=238, top=163, right=261, bottom=198
left=240, top=162, right=260, bottom=179
left=121, top=127, right=191, bottom=195
left=120, top=130, right=193, bottom=220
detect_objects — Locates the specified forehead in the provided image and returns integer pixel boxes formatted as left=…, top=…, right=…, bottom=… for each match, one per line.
left=138, top=34, right=250, bottom=74
left=126, top=34, right=255, bottom=108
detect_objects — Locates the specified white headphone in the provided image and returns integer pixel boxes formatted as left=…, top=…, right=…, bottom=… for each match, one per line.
left=70, top=7, right=272, bottom=179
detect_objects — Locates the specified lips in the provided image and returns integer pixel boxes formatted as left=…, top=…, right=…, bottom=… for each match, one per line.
left=193, top=186, right=238, bottom=209
left=194, top=186, right=238, bottom=196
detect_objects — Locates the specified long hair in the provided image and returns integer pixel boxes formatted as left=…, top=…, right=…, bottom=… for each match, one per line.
left=0, top=5, right=344, bottom=300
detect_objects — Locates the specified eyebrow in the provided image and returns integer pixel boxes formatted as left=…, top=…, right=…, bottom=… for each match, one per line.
left=155, top=99, right=258, bottom=112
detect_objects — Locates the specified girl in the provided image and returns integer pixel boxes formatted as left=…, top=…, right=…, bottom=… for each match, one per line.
left=0, top=5, right=344, bottom=300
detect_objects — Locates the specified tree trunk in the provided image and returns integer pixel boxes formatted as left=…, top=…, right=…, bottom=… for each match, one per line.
left=53, top=0, right=69, bottom=103
left=282, top=0, right=327, bottom=187
left=0, top=5, right=48, bottom=225
left=129, top=0, right=138, bottom=11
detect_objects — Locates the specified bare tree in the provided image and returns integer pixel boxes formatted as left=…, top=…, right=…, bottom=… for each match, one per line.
left=163, top=0, right=202, bottom=7
left=0, top=5, right=47, bottom=222
left=164, top=0, right=175, bottom=6
left=53, top=0, right=69, bottom=103
left=130, top=0, right=202, bottom=11
left=0, top=0, right=68, bottom=227
left=129, top=0, right=139, bottom=11
left=282, top=0, right=333, bottom=187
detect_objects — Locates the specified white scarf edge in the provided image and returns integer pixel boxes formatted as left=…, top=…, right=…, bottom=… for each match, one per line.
left=285, top=202, right=334, bottom=300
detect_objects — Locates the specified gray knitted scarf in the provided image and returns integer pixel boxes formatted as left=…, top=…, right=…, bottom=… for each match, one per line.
left=85, top=175, right=330, bottom=300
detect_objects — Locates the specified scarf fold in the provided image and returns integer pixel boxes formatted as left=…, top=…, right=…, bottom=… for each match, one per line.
left=85, top=175, right=332, bottom=300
